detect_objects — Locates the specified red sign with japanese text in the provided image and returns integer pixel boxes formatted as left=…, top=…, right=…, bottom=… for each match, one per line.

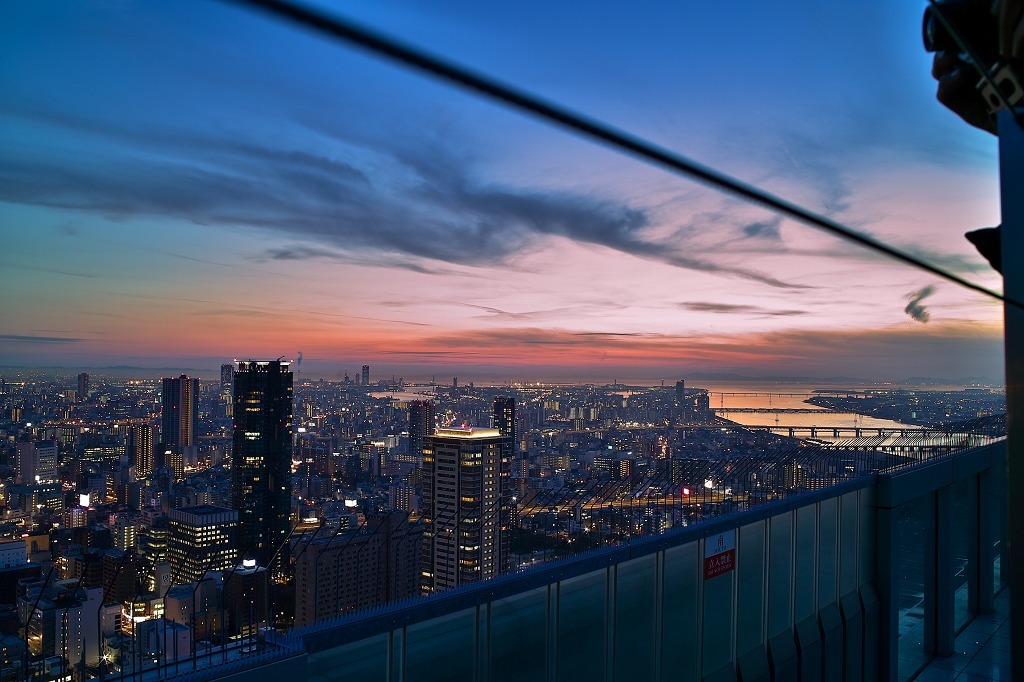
left=703, top=530, right=736, bottom=580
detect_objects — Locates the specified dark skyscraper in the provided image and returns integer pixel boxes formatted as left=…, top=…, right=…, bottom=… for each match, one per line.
left=231, top=360, right=293, bottom=577
left=408, top=400, right=435, bottom=464
left=493, top=396, right=516, bottom=455
left=161, top=375, right=198, bottom=452
left=361, top=364, right=370, bottom=386
left=675, top=379, right=685, bottom=406
left=77, top=372, right=89, bottom=402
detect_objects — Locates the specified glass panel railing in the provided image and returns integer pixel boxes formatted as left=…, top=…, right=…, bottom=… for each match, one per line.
left=951, top=475, right=977, bottom=633
left=993, top=458, right=1009, bottom=594
left=307, top=633, right=388, bottom=682
left=736, top=520, right=767, bottom=656
left=555, top=572, right=607, bottom=682
left=405, top=610, right=476, bottom=682
left=613, top=555, right=657, bottom=681
left=766, top=511, right=795, bottom=639
left=896, top=492, right=935, bottom=682
left=661, top=542, right=700, bottom=682
left=488, top=587, right=548, bottom=682
left=817, top=497, right=839, bottom=609
left=839, top=491, right=860, bottom=596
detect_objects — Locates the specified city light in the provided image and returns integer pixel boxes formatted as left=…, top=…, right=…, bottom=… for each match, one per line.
left=0, top=340, right=1006, bottom=677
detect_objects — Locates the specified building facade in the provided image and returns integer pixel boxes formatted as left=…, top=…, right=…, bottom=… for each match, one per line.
left=223, top=559, right=270, bottom=636
left=231, top=360, right=293, bottom=577
left=220, top=362, right=234, bottom=418
left=77, top=372, right=89, bottom=402
left=161, top=375, right=198, bottom=452
left=167, top=505, right=238, bottom=585
left=492, top=396, right=516, bottom=455
left=407, top=400, right=434, bottom=466
left=126, top=421, right=154, bottom=478
left=421, top=427, right=511, bottom=593
left=293, top=512, right=422, bottom=626
left=19, top=582, right=102, bottom=667
left=15, top=440, right=58, bottom=484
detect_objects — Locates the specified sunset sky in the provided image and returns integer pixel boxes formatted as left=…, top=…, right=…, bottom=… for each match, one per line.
left=0, top=1, right=1007, bottom=381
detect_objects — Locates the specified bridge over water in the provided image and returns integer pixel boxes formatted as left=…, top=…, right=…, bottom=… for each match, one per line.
left=750, top=424, right=934, bottom=438
left=708, top=391, right=862, bottom=397
left=714, top=407, right=836, bottom=414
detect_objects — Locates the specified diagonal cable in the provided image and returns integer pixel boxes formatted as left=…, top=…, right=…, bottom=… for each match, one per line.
left=223, top=0, right=1013, bottom=307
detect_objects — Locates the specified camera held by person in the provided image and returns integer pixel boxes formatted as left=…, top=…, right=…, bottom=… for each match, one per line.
left=925, top=0, right=1023, bottom=133
left=926, top=0, right=1024, bottom=272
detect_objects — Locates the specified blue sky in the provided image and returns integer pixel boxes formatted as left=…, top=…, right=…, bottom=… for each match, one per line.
left=0, top=0, right=1007, bottom=380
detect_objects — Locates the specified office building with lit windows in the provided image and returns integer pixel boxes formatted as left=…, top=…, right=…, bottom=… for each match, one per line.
left=77, top=372, right=89, bottom=402
left=407, top=399, right=434, bottom=465
left=231, top=360, right=293, bottom=577
left=492, top=395, right=516, bottom=455
left=421, top=427, right=511, bottom=593
left=14, top=440, right=58, bottom=484
left=167, top=505, right=239, bottom=585
left=220, top=362, right=234, bottom=417
left=125, top=421, right=155, bottom=477
left=161, top=375, right=198, bottom=452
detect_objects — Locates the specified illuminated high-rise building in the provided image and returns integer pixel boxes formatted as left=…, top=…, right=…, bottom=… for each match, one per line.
left=15, top=440, right=58, bottom=484
left=361, top=364, right=370, bottom=386
left=492, top=396, right=516, bottom=455
left=140, top=517, right=169, bottom=574
left=161, top=445, right=184, bottom=481
left=408, top=400, right=435, bottom=465
left=231, top=360, right=293, bottom=577
left=14, top=443, right=35, bottom=485
left=696, top=390, right=711, bottom=422
left=77, top=372, right=89, bottom=402
left=42, top=443, right=58, bottom=483
left=221, top=363, right=235, bottom=417
left=161, top=375, right=198, bottom=452
left=167, top=505, right=239, bottom=584
left=125, top=421, right=154, bottom=477
left=421, top=427, right=511, bottom=593
left=111, top=514, right=138, bottom=552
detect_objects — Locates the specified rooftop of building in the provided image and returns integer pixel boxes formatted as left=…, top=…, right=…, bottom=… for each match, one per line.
left=433, top=427, right=503, bottom=439
left=169, top=505, right=239, bottom=525
left=235, top=360, right=292, bottom=370
left=171, top=505, right=238, bottom=517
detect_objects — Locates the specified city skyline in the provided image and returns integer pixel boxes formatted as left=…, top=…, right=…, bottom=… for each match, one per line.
left=0, top=1, right=1006, bottom=380
left=0, top=356, right=1007, bottom=679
